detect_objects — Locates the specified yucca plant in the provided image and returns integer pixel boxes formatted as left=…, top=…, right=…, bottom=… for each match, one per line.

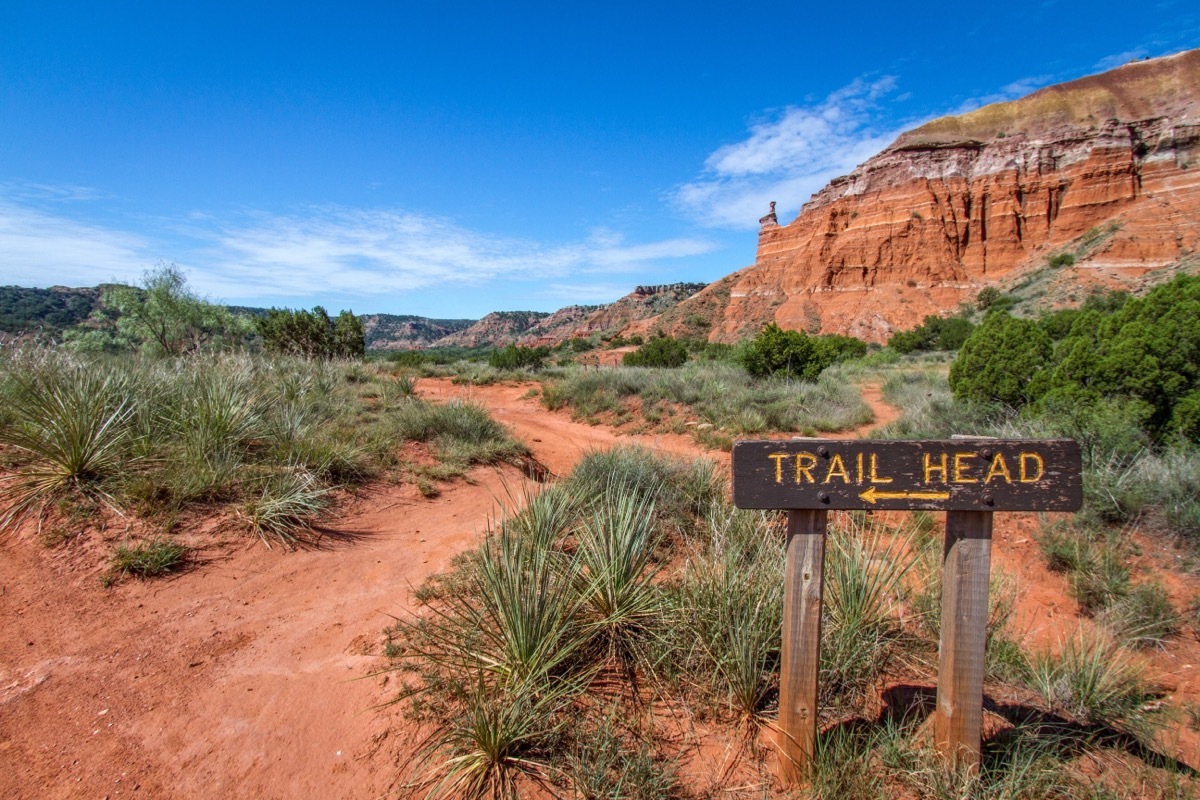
left=398, top=522, right=590, bottom=688
left=0, top=365, right=134, bottom=527
left=574, top=481, right=663, bottom=661
left=240, top=466, right=330, bottom=548
left=416, top=673, right=576, bottom=800
left=471, top=524, right=590, bottom=684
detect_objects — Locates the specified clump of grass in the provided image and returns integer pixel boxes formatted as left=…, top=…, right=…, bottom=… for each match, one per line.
left=821, top=514, right=919, bottom=713
left=1098, top=582, right=1180, bottom=649
left=240, top=467, right=330, bottom=548
left=413, top=674, right=576, bottom=800
left=566, top=709, right=677, bottom=800
left=667, top=505, right=784, bottom=722
left=0, top=364, right=134, bottom=527
left=109, top=537, right=188, bottom=578
left=541, top=362, right=872, bottom=444
left=1029, top=628, right=1160, bottom=740
left=901, top=723, right=1081, bottom=800
left=808, top=724, right=884, bottom=798
left=389, top=398, right=526, bottom=469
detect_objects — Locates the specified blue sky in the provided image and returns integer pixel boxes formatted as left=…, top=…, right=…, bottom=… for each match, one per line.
left=2, top=2, right=1198, bottom=319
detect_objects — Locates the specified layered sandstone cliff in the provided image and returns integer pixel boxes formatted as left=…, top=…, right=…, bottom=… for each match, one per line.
left=663, top=50, right=1200, bottom=343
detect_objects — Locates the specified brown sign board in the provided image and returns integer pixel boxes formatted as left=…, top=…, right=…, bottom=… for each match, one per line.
left=732, top=439, right=1082, bottom=512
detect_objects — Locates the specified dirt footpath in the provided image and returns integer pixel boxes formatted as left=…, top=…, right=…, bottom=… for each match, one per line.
left=0, top=379, right=718, bottom=800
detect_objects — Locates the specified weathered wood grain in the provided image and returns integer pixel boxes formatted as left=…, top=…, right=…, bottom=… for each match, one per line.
left=934, top=510, right=993, bottom=770
left=776, top=509, right=826, bottom=784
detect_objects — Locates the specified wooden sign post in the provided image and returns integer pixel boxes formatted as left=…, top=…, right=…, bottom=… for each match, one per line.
left=732, top=438, right=1081, bottom=781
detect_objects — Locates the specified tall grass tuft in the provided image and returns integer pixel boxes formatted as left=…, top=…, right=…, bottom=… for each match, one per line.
left=0, top=364, right=134, bottom=526
left=240, top=466, right=330, bottom=548
left=821, top=514, right=919, bottom=711
left=1029, top=628, right=1160, bottom=740
left=671, top=505, right=784, bottom=722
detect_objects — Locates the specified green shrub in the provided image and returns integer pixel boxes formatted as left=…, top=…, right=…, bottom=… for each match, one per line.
left=488, top=345, right=550, bottom=371
left=741, top=323, right=866, bottom=381
left=949, top=312, right=1053, bottom=407
left=888, top=314, right=976, bottom=354
left=622, top=336, right=687, bottom=368
left=256, top=306, right=365, bottom=359
left=1030, top=274, right=1200, bottom=441
left=1048, top=252, right=1077, bottom=268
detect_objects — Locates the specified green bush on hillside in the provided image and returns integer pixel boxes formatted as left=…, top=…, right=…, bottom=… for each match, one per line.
left=740, top=323, right=866, bottom=381
left=256, top=306, right=365, bottom=359
left=65, top=263, right=252, bottom=355
left=1030, top=274, right=1200, bottom=441
left=622, top=336, right=687, bottom=368
left=888, top=314, right=975, bottom=354
left=489, top=345, right=550, bottom=371
left=949, top=312, right=1052, bottom=407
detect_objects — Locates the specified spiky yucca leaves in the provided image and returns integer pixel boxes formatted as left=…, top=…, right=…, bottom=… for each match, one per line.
left=0, top=364, right=134, bottom=527
left=417, top=673, right=577, bottom=800
left=574, top=480, right=663, bottom=663
left=500, top=482, right=576, bottom=552
left=821, top=514, right=919, bottom=711
left=240, top=466, right=330, bottom=548
left=673, top=505, right=785, bottom=722
left=1029, top=628, right=1160, bottom=740
left=398, top=522, right=589, bottom=689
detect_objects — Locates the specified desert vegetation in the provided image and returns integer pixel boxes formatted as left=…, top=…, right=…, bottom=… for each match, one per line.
left=386, top=446, right=1193, bottom=799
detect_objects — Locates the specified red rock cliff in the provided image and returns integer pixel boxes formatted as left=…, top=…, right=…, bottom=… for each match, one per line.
left=709, top=49, right=1200, bottom=342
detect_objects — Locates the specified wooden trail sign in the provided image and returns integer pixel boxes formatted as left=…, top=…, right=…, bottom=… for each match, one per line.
left=732, top=439, right=1082, bottom=512
left=731, top=438, right=1082, bottom=783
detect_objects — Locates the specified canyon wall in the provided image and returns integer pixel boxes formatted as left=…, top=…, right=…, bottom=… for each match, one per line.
left=680, top=50, right=1200, bottom=343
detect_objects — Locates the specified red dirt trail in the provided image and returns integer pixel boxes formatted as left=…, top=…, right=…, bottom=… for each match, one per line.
left=2, top=379, right=1197, bottom=799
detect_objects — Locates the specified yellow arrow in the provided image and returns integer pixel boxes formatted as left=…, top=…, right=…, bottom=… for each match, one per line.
left=859, top=486, right=951, bottom=504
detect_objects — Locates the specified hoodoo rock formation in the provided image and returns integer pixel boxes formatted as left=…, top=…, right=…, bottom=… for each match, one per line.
left=660, top=50, right=1200, bottom=343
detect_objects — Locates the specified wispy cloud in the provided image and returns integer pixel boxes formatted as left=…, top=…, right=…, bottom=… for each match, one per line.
left=189, top=209, right=715, bottom=300
left=672, top=77, right=906, bottom=230
left=0, top=198, right=149, bottom=287
left=0, top=191, right=716, bottom=309
left=674, top=71, right=1066, bottom=231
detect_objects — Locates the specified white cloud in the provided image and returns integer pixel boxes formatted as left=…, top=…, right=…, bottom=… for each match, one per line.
left=0, top=198, right=149, bottom=287
left=672, top=77, right=906, bottom=230
left=0, top=189, right=716, bottom=310
left=539, top=282, right=633, bottom=304
left=188, top=209, right=716, bottom=300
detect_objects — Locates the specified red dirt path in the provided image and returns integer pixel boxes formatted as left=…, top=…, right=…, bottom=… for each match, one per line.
left=3, top=379, right=1197, bottom=799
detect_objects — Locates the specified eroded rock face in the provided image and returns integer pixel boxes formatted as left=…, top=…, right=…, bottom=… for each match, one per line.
left=711, top=50, right=1200, bottom=343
